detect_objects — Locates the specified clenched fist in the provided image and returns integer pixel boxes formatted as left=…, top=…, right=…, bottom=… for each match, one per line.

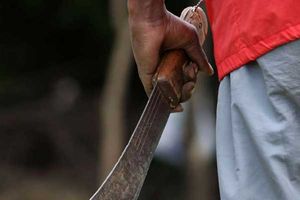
left=128, top=0, right=213, bottom=101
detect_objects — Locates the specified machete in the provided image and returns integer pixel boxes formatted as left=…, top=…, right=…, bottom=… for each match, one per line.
left=90, top=5, right=207, bottom=200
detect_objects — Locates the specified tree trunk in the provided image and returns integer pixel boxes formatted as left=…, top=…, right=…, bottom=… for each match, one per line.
left=98, top=0, right=133, bottom=181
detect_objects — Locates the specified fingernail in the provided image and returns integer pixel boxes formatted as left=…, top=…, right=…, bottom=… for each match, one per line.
left=186, top=82, right=195, bottom=93
left=188, top=67, right=197, bottom=80
left=173, top=105, right=184, bottom=113
left=190, top=62, right=198, bottom=74
left=208, top=63, right=214, bottom=76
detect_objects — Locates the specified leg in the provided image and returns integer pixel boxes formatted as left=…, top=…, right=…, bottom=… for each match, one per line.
left=216, top=40, right=300, bottom=200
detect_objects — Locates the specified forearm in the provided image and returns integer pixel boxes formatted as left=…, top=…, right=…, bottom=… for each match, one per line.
left=127, top=0, right=166, bottom=23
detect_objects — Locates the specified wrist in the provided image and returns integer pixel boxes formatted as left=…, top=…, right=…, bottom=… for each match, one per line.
left=128, top=0, right=166, bottom=23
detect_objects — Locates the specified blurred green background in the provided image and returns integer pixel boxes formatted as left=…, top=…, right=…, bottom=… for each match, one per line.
left=0, top=0, right=219, bottom=199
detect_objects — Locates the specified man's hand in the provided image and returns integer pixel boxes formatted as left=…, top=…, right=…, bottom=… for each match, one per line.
left=128, top=0, right=213, bottom=101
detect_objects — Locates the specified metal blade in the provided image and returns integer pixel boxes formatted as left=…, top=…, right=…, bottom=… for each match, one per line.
left=90, top=85, right=171, bottom=200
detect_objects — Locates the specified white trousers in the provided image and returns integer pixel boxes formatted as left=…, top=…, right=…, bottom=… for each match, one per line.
left=217, top=40, right=300, bottom=200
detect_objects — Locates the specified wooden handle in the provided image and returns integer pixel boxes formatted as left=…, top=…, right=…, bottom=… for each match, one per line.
left=155, top=50, right=188, bottom=109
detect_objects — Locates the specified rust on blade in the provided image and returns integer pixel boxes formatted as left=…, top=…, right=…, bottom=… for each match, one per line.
left=90, top=86, right=171, bottom=200
left=90, top=44, right=188, bottom=200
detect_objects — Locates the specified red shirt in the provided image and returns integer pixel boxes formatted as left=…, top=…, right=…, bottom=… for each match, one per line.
left=205, top=0, right=300, bottom=80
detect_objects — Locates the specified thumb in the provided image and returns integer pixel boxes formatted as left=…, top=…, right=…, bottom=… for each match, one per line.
left=183, top=28, right=214, bottom=76
left=163, top=14, right=214, bottom=76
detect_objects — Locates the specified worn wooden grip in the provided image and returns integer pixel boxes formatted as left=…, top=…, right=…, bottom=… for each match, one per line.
left=156, top=50, right=188, bottom=109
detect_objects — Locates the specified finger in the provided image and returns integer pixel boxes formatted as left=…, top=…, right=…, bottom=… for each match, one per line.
left=172, top=104, right=184, bottom=113
left=183, top=34, right=214, bottom=76
left=183, top=62, right=198, bottom=82
left=181, top=81, right=196, bottom=102
left=134, top=45, right=161, bottom=97
left=138, top=70, right=154, bottom=97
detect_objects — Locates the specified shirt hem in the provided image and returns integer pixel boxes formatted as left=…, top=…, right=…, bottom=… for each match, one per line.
left=217, top=23, right=300, bottom=81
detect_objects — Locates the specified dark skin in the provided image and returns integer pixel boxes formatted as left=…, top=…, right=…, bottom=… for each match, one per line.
left=128, top=0, right=214, bottom=103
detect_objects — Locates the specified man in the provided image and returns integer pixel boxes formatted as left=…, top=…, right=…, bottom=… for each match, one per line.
left=128, top=0, right=300, bottom=199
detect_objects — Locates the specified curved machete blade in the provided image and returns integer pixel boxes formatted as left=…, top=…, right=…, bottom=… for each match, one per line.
left=90, top=86, right=171, bottom=200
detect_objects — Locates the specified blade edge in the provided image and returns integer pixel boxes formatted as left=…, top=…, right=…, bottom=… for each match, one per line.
left=90, top=86, right=171, bottom=200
